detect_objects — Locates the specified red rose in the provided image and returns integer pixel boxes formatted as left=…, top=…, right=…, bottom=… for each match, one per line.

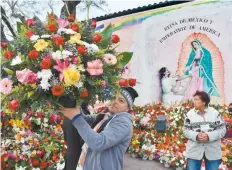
left=48, top=24, right=57, bottom=32
left=93, top=33, right=102, bottom=43
left=77, top=46, right=87, bottom=55
left=28, top=50, right=39, bottom=59
left=8, top=100, right=19, bottom=112
left=4, top=51, right=14, bottom=59
left=129, top=78, right=136, bottom=86
left=26, top=19, right=35, bottom=27
left=119, top=79, right=128, bottom=87
left=80, top=89, right=88, bottom=98
left=26, top=31, right=34, bottom=38
left=36, top=112, right=43, bottom=118
left=1, top=42, right=8, bottom=48
left=91, top=20, right=97, bottom=28
left=40, top=58, right=52, bottom=69
left=40, top=162, right=48, bottom=169
left=71, top=24, right=79, bottom=32
left=54, top=37, right=65, bottom=46
left=112, top=35, right=120, bottom=43
left=68, top=14, right=75, bottom=22
left=31, top=158, right=40, bottom=167
left=49, top=13, right=57, bottom=20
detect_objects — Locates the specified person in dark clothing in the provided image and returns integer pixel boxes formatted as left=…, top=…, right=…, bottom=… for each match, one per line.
left=63, top=103, right=90, bottom=170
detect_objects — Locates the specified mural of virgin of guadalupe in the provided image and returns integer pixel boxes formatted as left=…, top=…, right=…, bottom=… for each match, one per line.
left=184, top=40, right=220, bottom=99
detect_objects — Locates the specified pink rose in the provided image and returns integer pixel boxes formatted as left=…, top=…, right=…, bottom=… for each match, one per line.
left=16, top=69, right=37, bottom=84
left=50, top=113, right=59, bottom=123
left=26, top=72, right=38, bottom=84
left=87, top=59, right=103, bottom=76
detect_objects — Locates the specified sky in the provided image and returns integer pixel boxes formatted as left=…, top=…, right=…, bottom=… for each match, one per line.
left=41, top=0, right=164, bottom=21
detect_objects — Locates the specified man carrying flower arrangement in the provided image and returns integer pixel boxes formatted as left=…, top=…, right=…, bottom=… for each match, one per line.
left=60, top=87, right=138, bottom=170
left=183, top=91, right=226, bottom=170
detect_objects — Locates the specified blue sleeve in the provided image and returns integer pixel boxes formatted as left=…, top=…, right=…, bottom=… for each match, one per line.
left=72, top=116, right=131, bottom=152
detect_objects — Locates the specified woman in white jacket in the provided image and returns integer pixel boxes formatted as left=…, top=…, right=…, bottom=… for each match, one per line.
left=183, top=91, right=226, bottom=170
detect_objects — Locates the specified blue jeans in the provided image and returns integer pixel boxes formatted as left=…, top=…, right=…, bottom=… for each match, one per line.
left=187, top=157, right=221, bottom=170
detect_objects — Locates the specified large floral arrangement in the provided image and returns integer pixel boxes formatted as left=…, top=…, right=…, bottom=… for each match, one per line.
left=0, top=13, right=132, bottom=114
left=129, top=102, right=231, bottom=170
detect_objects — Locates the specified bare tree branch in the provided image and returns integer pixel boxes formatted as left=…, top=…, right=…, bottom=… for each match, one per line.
left=79, top=0, right=107, bottom=13
left=1, top=6, right=16, bottom=38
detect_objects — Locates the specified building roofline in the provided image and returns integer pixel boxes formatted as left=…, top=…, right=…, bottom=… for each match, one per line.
left=93, top=1, right=192, bottom=21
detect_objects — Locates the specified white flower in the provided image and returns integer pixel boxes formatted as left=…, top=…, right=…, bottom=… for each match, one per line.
left=39, top=80, right=51, bottom=91
left=52, top=50, right=62, bottom=60
left=62, top=50, right=73, bottom=57
left=65, top=28, right=77, bottom=34
left=58, top=28, right=77, bottom=35
left=41, top=34, right=51, bottom=38
left=16, top=166, right=26, bottom=170
left=57, top=28, right=66, bottom=34
left=43, top=118, right=48, bottom=123
left=35, top=118, right=41, bottom=125
left=11, top=55, right=23, bottom=66
left=56, top=162, right=65, bottom=170
left=13, top=126, right=20, bottom=133
left=176, top=163, right=180, bottom=166
left=142, top=144, right=148, bottom=150
left=90, top=44, right=99, bottom=52
left=30, top=35, right=40, bottom=41
left=37, top=69, right=52, bottom=90
left=43, top=123, right=49, bottom=127
left=77, top=65, right=86, bottom=72
left=83, top=42, right=99, bottom=54
left=180, top=159, right=184, bottom=164
left=75, top=81, right=83, bottom=88
left=37, top=69, right=52, bottom=79
left=32, top=168, right=40, bottom=170
left=22, top=113, right=27, bottom=118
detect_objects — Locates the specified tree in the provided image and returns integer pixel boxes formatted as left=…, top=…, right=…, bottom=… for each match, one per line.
left=1, top=0, right=107, bottom=42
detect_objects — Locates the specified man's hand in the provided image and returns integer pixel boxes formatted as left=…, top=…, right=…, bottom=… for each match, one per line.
left=60, top=105, right=80, bottom=120
left=197, top=132, right=209, bottom=142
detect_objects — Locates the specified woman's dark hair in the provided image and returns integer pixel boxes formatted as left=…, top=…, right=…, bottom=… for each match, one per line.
left=159, top=67, right=170, bottom=80
left=191, top=41, right=199, bottom=50
left=80, top=102, right=91, bottom=115
left=193, top=91, right=210, bottom=107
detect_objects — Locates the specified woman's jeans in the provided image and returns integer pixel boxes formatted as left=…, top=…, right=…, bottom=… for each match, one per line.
left=187, top=156, right=221, bottom=170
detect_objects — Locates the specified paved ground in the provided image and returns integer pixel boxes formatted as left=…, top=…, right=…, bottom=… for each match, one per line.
left=124, top=154, right=172, bottom=170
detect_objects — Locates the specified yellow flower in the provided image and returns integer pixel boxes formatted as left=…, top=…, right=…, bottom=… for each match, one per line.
left=31, top=150, right=37, bottom=157
left=34, top=39, right=49, bottom=51
left=222, top=156, right=228, bottom=162
left=132, top=140, right=139, bottom=145
left=63, top=67, right=80, bottom=86
left=9, top=119, right=15, bottom=126
left=69, top=33, right=84, bottom=45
